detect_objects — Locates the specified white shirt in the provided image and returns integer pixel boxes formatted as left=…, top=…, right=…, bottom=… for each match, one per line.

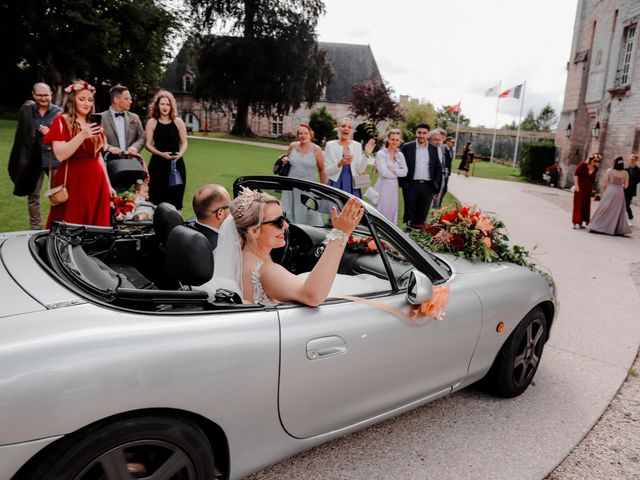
left=413, top=142, right=431, bottom=181
left=110, top=107, right=127, bottom=151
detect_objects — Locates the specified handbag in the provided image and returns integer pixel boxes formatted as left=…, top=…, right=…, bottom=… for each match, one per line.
left=168, top=159, right=184, bottom=187
left=273, top=154, right=290, bottom=176
left=364, top=185, right=380, bottom=204
left=352, top=173, right=371, bottom=190
left=45, top=152, right=68, bottom=206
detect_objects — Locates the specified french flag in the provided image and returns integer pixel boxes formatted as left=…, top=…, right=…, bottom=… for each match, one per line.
left=499, top=84, right=523, bottom=99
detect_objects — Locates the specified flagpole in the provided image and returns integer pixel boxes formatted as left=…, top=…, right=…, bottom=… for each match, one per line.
left=512, top=81, right=527, bottom=168
left=490, top=80, right=501, bottom=163
left=454, top=99, right=461, bottom=160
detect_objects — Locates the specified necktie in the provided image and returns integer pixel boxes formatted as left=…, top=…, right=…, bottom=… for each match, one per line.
left=114, top=112, right=124, bottom=118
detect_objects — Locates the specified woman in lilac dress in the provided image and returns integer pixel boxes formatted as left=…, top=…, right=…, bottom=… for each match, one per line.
left=324, top=118, right=375, bottom=198
left=373, top=129, right=407, bottom=224
left=589, top=156, right=632, bottom=236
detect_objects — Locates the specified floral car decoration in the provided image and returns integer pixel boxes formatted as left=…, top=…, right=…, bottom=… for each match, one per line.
left=347, top=235, right=379, bottom=254
left=409, top=205, right=548, bottom=279
left=111, top=188, right=138, bottom=221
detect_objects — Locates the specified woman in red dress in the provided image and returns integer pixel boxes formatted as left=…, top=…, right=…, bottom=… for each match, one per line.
left=572, top=154, right=600, bottom=228
left=45, top=81, right=115, bottom=228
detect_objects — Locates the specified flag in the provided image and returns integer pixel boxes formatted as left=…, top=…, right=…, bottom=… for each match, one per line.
left=447, top=102, right=461, bottom=113
left=485, top=84, right=500, bottom=97
left=499, top=84, right=523, bottom=99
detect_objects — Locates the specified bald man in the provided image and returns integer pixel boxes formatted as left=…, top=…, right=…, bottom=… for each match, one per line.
left=188, top=184, right=231, bottom=250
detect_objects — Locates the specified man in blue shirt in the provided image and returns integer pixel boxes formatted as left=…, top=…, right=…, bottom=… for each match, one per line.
left=8, top=83, right=62, bottom=229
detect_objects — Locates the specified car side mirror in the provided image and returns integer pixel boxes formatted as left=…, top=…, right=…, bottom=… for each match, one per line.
left=406, top=270, right=433, bottom=305
left=300, top=194, right=319, bottom=211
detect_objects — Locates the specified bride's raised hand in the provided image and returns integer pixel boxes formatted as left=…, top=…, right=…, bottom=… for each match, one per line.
left=331, top=197, right=364, bottom=236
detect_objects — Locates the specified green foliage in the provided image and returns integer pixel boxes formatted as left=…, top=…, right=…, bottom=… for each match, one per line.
left=520, top=110, right=539, bottom=131
left=308, top=106, right=337, bottom=145
left=350, top=76, right=403, bottom=126
left=501, top=121, right=518, bottom=130
left=536, top=104, right=557, bottom=132
left=188, top=0, right=332, bottom=136
left=435, top=105, right=471, bottom=131
left=398, top=100, right=436, bottom=141
left=520, top=142, right=556, bottom=182
left=0, top=0, right=181, bottom=112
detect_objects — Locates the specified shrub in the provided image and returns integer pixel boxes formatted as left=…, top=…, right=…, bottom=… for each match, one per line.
left=520, top=142, right=555, bottom=182
left=309, top=106, right=337, bottom=146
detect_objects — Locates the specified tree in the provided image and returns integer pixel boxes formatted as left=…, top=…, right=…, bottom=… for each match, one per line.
left=398, top=99, right=436, bottom=141
left=501, top=121, right=518, bottom=130
left=435, top=105, right=471, bottom=131
left=309, top=106, right=337, bottom=145
left=0, top=0, right=181, bottom=111
left=188, top=0, right=332, bottom=136
left=536, top=104, right=557, bottom=132
left=350, top=76, right=403, bottom=127
left=520, top=110, right=539, bottom=131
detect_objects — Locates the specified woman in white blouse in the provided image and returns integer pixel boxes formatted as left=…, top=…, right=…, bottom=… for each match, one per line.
left=324, top=118, right=375, bottom=198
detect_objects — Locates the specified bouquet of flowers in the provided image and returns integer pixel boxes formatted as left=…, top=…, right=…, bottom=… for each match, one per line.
left=111, top=189, right=137, bottom=221
left=347, top=235, right=379, bottom=254
left=409, top=205, right=544, bottom=275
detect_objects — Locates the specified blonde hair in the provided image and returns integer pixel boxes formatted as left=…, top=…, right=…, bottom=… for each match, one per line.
left=149, top=89, right=177, bottom=120
left=230, top=187, right=280, bottom=244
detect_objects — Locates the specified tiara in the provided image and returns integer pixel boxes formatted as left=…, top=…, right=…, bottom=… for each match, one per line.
left=64, top=81, right=96, bottom=94
left=233, top=187, right=266, bottom=220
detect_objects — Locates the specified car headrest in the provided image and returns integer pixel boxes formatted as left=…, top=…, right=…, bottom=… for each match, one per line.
left=165, top=226, right=214, bottom=286
left=154, top=203, right=183, bottom=245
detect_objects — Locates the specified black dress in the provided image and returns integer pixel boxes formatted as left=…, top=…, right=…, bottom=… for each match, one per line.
left=148, top=121, right=186, bottom=210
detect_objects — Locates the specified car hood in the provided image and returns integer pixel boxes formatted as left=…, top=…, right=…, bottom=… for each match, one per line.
left=434, top=253, right=516, bottom=275
left=0, top=234, right=84, bottom=316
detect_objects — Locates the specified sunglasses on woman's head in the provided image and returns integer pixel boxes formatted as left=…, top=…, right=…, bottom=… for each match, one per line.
left=260, top=214, right=287, bottom=229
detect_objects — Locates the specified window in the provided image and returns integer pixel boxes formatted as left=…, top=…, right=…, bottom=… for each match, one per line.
left=271, top=116, right=284, bottom=136
left=183, top=74, right=193, bottom=92
left=615, top=24, right=637, bottom=87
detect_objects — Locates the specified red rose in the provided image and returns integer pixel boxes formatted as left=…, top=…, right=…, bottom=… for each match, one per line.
left=460, top=206, right=472, bottom=217
left=441, top=213, right=457, bottom=224
left=450, top=234, right=465, bottom=249
left=422, top=225, right=442, bottom=235
left=130, top=118, right=138, bottom=125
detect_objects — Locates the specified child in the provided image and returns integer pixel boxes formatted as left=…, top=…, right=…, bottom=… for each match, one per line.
left=130, top=180, right=155, bottom=222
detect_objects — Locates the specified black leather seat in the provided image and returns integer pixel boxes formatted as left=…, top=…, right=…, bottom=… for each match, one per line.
left=153, top=203, right=183, bottom=249
left=165, top=226, right=214, bottom=288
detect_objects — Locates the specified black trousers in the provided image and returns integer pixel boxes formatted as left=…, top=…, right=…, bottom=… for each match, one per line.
left=402, top=181, right=437, bottom=226
left=625, top=190, right=635, bottom=219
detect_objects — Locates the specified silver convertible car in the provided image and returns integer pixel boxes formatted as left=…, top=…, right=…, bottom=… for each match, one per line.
left=1, top=176, right=556, bottom=480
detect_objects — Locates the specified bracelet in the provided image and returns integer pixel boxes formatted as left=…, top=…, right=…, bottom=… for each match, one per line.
left=324, top=228, right=349, bottom=246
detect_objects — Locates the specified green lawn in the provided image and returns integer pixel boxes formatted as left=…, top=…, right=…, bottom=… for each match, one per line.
left=1, top=117, right=469, bottom=232
left=462, top=159, right=526, bottom=182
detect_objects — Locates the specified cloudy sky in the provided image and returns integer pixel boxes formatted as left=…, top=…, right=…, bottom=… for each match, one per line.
left=316, top=0, right=579, bottom=128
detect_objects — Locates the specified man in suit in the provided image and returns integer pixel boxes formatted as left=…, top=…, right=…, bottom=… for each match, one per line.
left=434, top=136, right=455, bottom=208
left=399, top=123, right=443, bottom=228
left=188, top=184, right=231, bottom=250
left=101, top=85, right=145, bottom=158
left=624, top=153, right=640, bottom=225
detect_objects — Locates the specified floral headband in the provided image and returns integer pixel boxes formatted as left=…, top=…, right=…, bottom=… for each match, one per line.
left=64, top=81, right=96, bottom=94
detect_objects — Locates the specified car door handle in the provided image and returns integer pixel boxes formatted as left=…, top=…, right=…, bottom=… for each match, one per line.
left=306, top=336, right=348, bottom=360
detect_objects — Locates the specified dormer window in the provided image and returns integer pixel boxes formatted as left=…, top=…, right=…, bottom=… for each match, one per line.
left=183, top=73, right=193, bottom=93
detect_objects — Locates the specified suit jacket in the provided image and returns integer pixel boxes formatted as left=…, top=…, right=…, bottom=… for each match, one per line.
left=8, top=101, right=40, bottom=196
left=399, top=140, right=443, bottom=191
left=101, top=109, right=145, bottom=153
left=443, top=145, right=453, bottom=174
left=189, top=221, right=219, bottom=250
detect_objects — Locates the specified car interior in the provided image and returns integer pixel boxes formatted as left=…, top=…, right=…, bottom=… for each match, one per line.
left=32, top=185, right=425, bottom=313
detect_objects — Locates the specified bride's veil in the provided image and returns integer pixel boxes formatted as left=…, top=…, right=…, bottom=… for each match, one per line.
left=201, top=215, right=243, bottom=298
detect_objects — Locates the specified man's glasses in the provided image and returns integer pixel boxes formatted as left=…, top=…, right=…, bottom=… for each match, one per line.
left=260, top=214, right=287, bottom=229
left=209, top=205, right=230, bottom=215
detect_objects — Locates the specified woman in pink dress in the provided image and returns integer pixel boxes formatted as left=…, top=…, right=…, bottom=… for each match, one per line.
left=45, top=81, right=115, bottom=228
left=588, top=157, right=632, bottom=236
left=373, top=129, right=408, bottom=224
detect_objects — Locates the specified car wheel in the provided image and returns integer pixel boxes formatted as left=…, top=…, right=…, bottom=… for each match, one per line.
left=484, top=307, right=547, bottom=398
left=22, top=415, right=216, bottom=480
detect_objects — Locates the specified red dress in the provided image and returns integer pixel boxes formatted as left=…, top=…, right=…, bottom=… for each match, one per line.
left=572, top=161, right=597, bottom=225
left=45, top=115, right=111, bottom=228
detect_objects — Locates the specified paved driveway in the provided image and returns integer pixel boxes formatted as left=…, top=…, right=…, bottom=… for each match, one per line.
left=246, top=175, right=640, bottom=480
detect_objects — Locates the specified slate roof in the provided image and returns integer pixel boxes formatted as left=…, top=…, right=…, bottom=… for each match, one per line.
left=161, top=40, right=382, bottom=104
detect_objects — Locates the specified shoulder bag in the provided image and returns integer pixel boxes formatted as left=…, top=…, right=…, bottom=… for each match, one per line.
left=273, top=154, right=291, bottom=176
left=44, top=152, right=68, bottom=206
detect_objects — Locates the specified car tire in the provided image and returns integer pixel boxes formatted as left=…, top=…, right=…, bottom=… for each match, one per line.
left=20, top=414, right=216, bottom=480
left=483, top=307, right=547, bottom=398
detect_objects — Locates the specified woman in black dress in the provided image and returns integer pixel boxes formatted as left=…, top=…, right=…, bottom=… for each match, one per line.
left=145, top=90, right=188, bottom=210
left=457, top=142, right=472, bottom=176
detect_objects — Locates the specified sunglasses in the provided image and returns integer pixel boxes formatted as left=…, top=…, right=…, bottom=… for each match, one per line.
left=260, top=214, right=287, bottom=229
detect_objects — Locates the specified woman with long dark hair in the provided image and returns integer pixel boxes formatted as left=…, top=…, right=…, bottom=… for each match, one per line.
left=572, top=154, right=599, bottom=228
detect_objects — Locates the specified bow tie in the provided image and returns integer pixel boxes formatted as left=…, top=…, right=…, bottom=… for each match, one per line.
left=114, top=112, right=125, bottom=118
